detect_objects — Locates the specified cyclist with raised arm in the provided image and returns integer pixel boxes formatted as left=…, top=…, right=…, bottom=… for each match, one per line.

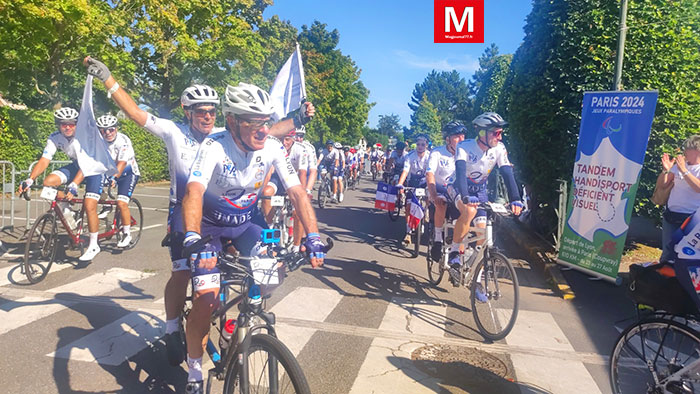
left=95, top=114, right=141, bottom=248
left=386, top=141, right=408, bottom=185
left=451, top=112, right=523, bottom=292
left=426, top=122, right=464, bottom=261
left=181, top=82, right=326, bottom=393
left=397, top=135, right=430, bottom=244
left=17, top=107, right=109, bottom=261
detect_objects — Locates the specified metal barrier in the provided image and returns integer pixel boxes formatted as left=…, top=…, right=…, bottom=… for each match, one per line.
left=0, top=161, right=16, bottom=231
left=21, top=160, right=73, bottom=227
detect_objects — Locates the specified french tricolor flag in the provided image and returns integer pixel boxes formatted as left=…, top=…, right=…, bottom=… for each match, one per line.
left=407, top=194, right=424, bottom=230
left=374, top=182, right=397, bottom=211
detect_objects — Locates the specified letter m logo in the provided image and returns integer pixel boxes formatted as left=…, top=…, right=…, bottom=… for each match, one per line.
left=434, top=0, right=484, bottom=43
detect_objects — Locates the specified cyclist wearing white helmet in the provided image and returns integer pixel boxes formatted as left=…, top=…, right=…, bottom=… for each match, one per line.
left=426, top=121, right=465, bottom=261
left=83, top=57, right=225, bottom=376
left=181, top=82, right=327, bottom=393
left=450, top=112, right=523, bottom=291
left=396, top=134, right=431, bottom=245
left=294, top=126, right=318, bottom=194
left=96, top=114, right=141, bottom=248
left=318, top=140, right=343, bottom=202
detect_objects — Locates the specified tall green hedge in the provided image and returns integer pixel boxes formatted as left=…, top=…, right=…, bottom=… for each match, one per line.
left=0, top=107, right=168, bottom=182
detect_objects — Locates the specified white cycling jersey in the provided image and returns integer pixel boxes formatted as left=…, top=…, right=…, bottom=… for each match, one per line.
left=389, top=150, right=408, bottom=171
left=42, top=131, right=81, bottom=161
left=403, top=150, right=430, bottom=178
left=288, top=142, right=308, bottom=172
left=426, top=145, right=456, bottom=187
left=319, top=148, right=341, bottom=166
left=301, top=141, right=318, bottom=171
left=455, top=139, right=511, bottom=184
left=107, top=132, right=141, bottom=176
left=188, top=132, right=300, bottom=226
left=369, top=150, right=384, bottom=161
left=143, top=114, right=225, bottom=203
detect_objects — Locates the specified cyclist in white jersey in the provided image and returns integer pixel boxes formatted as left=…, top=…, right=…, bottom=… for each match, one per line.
left=17, top=107, right=112, bottom=261
left=318, top=141, right=343, bottom=202
left=182, top=83, right=326, bottom=392
left=294, top=126, right=318, bottom=195
left=369, top=144, right=384, bottom=175
left=397, top=135, right=430, bottom=244
left=451, top=112, right=523, bottom=290
left=83, top=57, right=315, bottom=375
left=95, top=114, right=141, bottom=248
left=387, top=141, right=408, bottom=184
left=426, top=122, right=465, bottom=261
left=261, top=132, right=308, bottom=251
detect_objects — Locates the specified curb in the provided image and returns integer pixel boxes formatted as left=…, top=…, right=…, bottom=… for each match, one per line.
left=497, top=214, right=575, bottom=300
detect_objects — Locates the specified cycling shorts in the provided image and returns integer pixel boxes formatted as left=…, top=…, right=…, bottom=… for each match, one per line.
left=52, top=162, right=80, bottom=185
left=466, top=182, right=488, bottom=224
left=268, top=173, right=286, bottom=196
left=332, top=166, right=344, bottom=179
left=84, top=174, right=104, bottom=201
left=115, top=166, right=139, bottom=202
left=190, top=211, right=269, bottom=292
left=434, top=184, right=461, bottom=220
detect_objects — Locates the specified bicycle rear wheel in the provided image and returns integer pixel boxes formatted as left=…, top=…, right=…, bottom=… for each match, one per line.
left=317, top=181, right=327, bottom=209
left=412, top=216, right=422, bottom=258
left=23, top=213, right=58, bottom=284
left=223, top=333, right=311, bottom=394
left=610, top=317, right=700, bottom=394
left=116, top=198, right=143, bottom=249
left=471, top=251, right=519, bottom=340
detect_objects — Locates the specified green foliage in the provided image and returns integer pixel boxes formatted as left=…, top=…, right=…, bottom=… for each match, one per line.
left=298, top=21, right=373, bottom=146
left=118, top=121, right=168, bottom=182
left=409, top=94, right=442, bottom=143
left=470, top=54, right=512, bottom=133
left=506, top=0, right=700, bottom=224
left=362, top=126, right=389, bottom=148
left=377, top=114, right=402, bottom=136
left=409, top=70, right=471, bottom=125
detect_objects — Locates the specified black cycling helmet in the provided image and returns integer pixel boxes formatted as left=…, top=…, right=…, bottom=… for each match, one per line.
left=343, top=146, right=350, bottom=152
left=473, top=112, right=508, bottom=133
left=414, top=134, right=430, bottom=144
left=442, top=121, right=466, bottom=138
left=396, top=141, right=406, bottom=150
left=325, top=140, right=334, bottom=146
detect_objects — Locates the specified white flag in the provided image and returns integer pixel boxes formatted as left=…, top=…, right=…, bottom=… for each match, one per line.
left=269, top=42, right=307, bottom=122
left=75, top=75, right=116, bottom=177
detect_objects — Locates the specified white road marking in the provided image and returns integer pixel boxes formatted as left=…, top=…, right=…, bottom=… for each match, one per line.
left=0, top=268, right=155, bottom=336
left=271, top=287, right=344, bottom=356
left=349, top=297, right=448, bottom=394
left=504, top=310, right=602, bottom=394
left=0, top=262, right=73, bottom=287
left=131, top=193, right=170, bottom=199
left=134, top=223, right=164, bottom=232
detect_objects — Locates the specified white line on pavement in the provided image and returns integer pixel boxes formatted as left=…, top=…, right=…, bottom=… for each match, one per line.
left=131, top=193, right=170, bottom=199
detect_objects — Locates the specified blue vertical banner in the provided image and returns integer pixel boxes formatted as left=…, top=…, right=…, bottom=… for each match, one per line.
left=558, top=91, right=659, bottom=282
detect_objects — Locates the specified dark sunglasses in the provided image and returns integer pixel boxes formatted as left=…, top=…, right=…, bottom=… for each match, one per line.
left=194, top=108, right=217, bottom=116
left=239, top=118, right=271, bottom=129
left=100, top=127, right=117, bottom=133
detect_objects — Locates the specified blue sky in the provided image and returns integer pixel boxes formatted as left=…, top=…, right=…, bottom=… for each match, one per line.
left=263, top=1, right=533, bottom=128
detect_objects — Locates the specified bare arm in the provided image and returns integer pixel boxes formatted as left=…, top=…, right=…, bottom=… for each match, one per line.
left=681, top=172, right=700, bottom=193
left=103, top=76, right=149, bottom=127
left=426, top=172, right=438, bottom=203
left=114, top=161, right=127, bottom=178
left=183, top=182, right=205, bottom=234
left=305, top=169, right=317, bottom=190
left=28, top=157, right=51, bottom=181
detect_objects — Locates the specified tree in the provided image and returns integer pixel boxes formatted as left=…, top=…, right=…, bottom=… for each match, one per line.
left=298, top=21, right=373, bottom=146
left=377, top=114, right=402, bottom=135
left=0, top=0, right=132, bottom=109
left=470, top=53, right=512, bottom=133
left=409, top=94, right=442, bottom=143
left=469, top=43, right=500, bottom=96
left=409, top=70, right=471, bottom=125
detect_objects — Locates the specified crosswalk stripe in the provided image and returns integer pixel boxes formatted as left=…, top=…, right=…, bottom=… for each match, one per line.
left=0, top=268, right=155, bottom=336
left=504, top=310, right=602, bottom=394
left=271, top=287, right=344, bottom=356
left=349, top=297, right=447, bottom=394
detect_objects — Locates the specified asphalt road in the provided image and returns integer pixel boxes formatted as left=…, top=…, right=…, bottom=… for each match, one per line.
left=0, top=179, right=625, bottom=394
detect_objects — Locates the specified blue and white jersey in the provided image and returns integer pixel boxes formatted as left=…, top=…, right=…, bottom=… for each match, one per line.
left=188, top=132, right=300, bottom=227
left=403, top=150, right=430, bottom=178
left=143, top=114, right=225, bottom=203
left=389, top=149, right=407, bottom=170
left=369, top=150, right=383, bottom=161
left=42, top=131, right=81, bottom=161
left=455, top=139, right=511, bottom=185
left=426, top=145, right=456, bottom=187
left=318, top=148, right=341, bottom=167
left=106, top=132, right=140, bottom=176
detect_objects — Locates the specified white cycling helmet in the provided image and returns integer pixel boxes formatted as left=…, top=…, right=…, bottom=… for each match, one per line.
left=334, top=142, right=342, bottom=149
left=295, top=125, right=306, bottom=135
left=54, top=107, right=79, bottom=122
left=181, top=84, right=219, bottom=108
left=96, top=114, right=118, bottom=128
left=472, top=112, right=508, bottom=132
left=222, top=83, right=275, bottom=117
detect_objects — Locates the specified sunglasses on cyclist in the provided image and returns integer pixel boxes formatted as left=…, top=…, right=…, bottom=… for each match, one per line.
left=99, top=127, right=117, bottom=133
left=489, top=128, right=503, bottom=137
left=193, top=108, right=217, bottom=117
left=238, top=118, right=272, bottom=129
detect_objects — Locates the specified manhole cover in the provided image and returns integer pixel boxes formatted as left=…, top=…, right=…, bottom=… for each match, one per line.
left=412, top=344, right=515, bottom=392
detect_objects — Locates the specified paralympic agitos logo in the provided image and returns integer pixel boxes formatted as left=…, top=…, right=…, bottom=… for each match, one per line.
left=434, top=0, right=484, bottom=43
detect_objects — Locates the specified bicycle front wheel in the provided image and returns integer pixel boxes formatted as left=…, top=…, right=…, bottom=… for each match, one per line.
left=223, top=333, right=311, bottom=394
left=610, top=317, right=700, bottom=394
left=426, top=224, right=444, bottom=286
left=317, top=182, right=327, bottom=209
left=471, top=251, right=519, bottom=340
left=23, top=213, right=58, bottom=284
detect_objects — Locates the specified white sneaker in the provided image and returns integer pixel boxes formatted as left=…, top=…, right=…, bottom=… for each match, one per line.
left=79, top=245, right=101, bottom=261
left=97, top=205, right=112, bottom=219
left=339, top=193, right=344, bottom=202
left=117, top=233, right=132, bottom=248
